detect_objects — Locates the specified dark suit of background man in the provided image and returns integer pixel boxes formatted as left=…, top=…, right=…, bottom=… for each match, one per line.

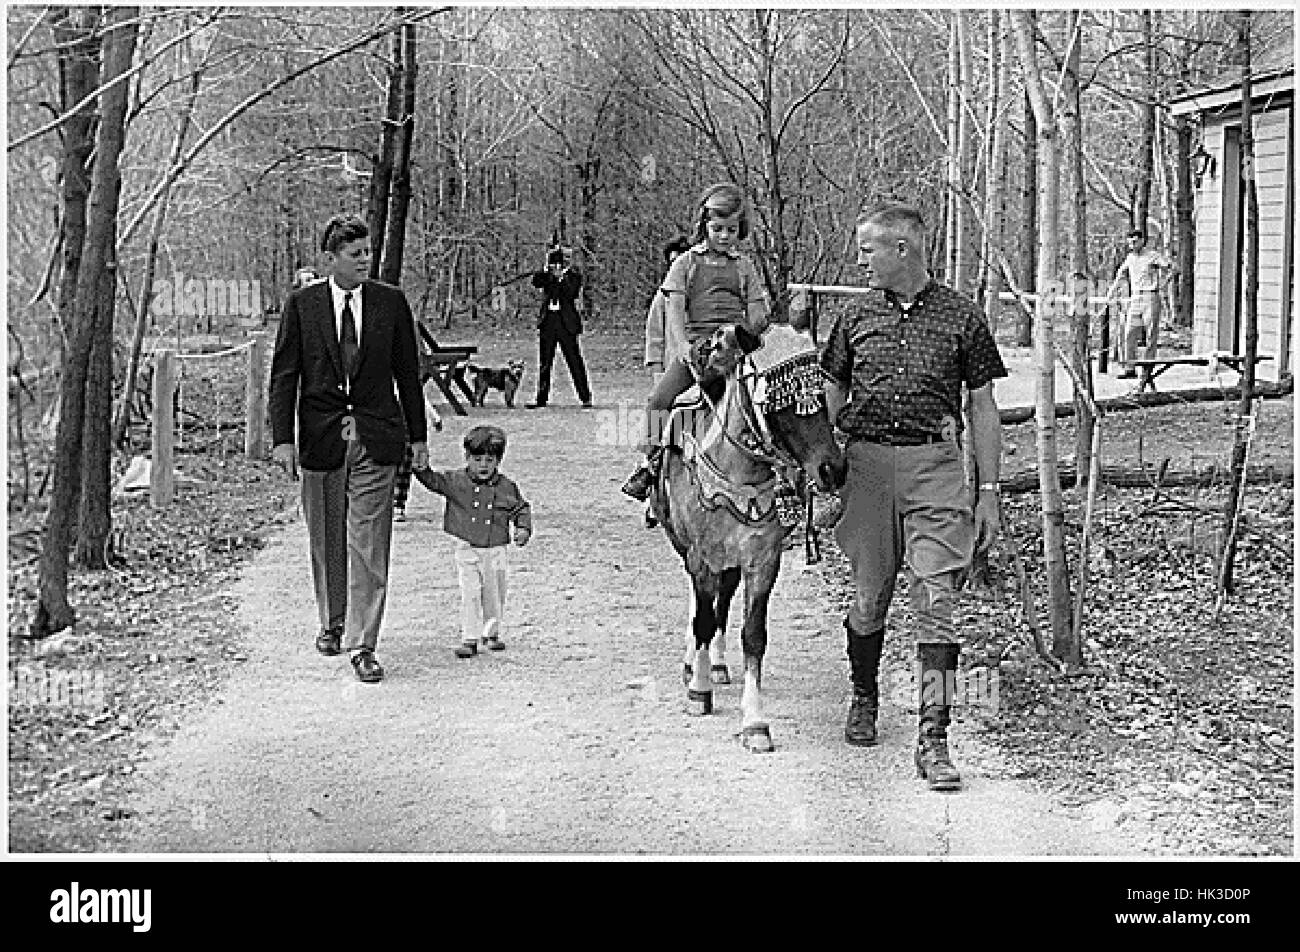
left=527, top=248, right=593, bottom=408
left=269, top=214, right=428, bottom=683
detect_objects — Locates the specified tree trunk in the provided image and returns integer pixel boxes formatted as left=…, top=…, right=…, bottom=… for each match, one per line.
left=75, top=215, right=117, bottom=568
left=1001, top=459, right=1290, bottom=494
left=379, top=20, right=417, bottom=285
left=982, top=11, right=1011, bottom=330
left=1133, top=10, right=1157, bottom=232
left=945, top=15, right=960, bottom=284
left=34, top=7, right=139, bottom=639
left=367, top=25, right=402, bottom=277
left=1013, top=9, right=1077, bottom=666
left=756, top=11, right=788, bottom=320
left=1062, top=10, right=1096, bottom=488
left=998, top=377, right=1292, bottom=425
left=1018, top=87, right=1038, bottom=346
left=953, top=11, right=977, bottom=296
left=51, top=6, right=102, bottom=363
left=1219, top=12, right=1260, bottom=596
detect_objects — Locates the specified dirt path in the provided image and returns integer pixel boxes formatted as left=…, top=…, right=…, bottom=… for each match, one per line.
left=116, top=334, right=1139, bottom=855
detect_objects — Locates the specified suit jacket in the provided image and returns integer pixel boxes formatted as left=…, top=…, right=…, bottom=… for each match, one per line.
left=268, top=279, right=427, bottom=471
left=531, top=267, right=584, bottom=336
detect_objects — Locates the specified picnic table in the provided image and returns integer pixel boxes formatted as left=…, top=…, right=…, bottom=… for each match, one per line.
left=415, top=320, right=477, bottom=416
left=1130, top=353, right=1272, bottom=393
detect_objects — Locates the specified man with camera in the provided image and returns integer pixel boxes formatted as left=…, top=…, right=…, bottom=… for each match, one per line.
left=527, top=247, right=593, bottom=409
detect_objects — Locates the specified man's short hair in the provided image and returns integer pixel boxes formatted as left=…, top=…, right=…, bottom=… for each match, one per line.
left=856, top=202, right=927, bottom=240
left=320, top=215, right=369, bottom=254
left=546, top=249, right=565, bottom=266
left=464, top=424, right=507, bottom=459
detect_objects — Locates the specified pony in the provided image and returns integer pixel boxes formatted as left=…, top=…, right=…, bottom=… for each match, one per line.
left=649, top=322, right=846, bottom=752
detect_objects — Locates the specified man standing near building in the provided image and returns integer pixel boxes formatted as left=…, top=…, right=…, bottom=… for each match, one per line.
left=1107, top=227, right=1173, bottom=380
left=820, top=202, right=1007, bottom=792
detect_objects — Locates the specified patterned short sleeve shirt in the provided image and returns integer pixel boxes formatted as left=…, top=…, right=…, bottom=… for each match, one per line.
left=819, top=279, right=1007, bottom=442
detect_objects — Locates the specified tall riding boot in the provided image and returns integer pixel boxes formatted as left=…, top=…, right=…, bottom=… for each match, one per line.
left=915, top=640, right=962, bottom=791
left=844, top=624, right=884, bottom=747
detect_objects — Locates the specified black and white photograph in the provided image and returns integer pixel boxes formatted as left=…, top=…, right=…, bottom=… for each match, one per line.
left=3, top=0, right=1293, bottom=892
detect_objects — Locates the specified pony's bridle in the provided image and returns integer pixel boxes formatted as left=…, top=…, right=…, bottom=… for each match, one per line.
left=696, top=348, right=831, bottom=563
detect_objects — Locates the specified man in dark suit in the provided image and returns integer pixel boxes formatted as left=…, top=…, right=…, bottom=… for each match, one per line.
left=269, top=214, right=428, bottom=683
left=526, top=248, right=593, bottom=408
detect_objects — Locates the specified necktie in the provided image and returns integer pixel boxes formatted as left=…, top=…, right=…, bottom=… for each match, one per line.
left=340, top=291, right=359, bottom=380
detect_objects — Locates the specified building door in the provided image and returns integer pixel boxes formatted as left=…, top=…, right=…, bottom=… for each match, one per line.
left=1217, top=125, right=1243, bottom=353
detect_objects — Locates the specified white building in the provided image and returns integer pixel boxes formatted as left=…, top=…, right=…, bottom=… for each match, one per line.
left=1170, top=58, right=1294, bottom=381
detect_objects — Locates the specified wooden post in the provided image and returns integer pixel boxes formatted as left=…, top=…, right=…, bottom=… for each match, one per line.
left=245, top=336, right=266, bottom=459
left=151, top=349, right=175, bottom=507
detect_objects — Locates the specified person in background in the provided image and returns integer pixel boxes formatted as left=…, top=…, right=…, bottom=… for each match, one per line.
left=526, top=248, right=593, bottom=409
left=1106, top=227, right=1173, bottom=380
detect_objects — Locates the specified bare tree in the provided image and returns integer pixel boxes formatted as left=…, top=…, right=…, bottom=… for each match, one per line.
left=1218, top=11, right=1261, bottom=598
left=34, top=6, right=140, bottom=638
left=51, top=6, right=102, bottom=363
left=111, top=35, right=208, bottom=450
left=1132, top=10, right=1157, bottom=231
left=379, top=19, right=417, bottom=284
left=1061, top=11, right=1096, bottom=488
left=981, top=12, right=1012, bottom=330
left=367, top=25, right=403, bottom=277
left=1013, top=9, right=1078, bottom=666
left=1018, top=84, right=1038, bottom=347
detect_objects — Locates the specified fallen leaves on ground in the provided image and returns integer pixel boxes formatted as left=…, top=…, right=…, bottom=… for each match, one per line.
left=7, top=453, right=296, bottom=852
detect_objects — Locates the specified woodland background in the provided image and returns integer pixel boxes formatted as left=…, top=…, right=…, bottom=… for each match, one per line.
left=5, top=7, right=1294, bottom=854
left=7, top=4, right=1293, bottom=643
left=8, top=6, right=1293, bottom=336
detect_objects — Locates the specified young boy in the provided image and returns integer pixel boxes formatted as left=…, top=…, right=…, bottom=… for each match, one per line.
left=414, top=425, right=532, bottom=658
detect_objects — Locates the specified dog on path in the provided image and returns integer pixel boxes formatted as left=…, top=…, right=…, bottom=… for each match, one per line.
left=469, top=360, right=525, bottom=408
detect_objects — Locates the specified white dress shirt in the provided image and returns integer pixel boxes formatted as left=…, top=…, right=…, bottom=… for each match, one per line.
left=328, top=278, right=363, bottom=346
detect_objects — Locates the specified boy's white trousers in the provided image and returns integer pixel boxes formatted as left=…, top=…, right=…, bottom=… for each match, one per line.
left=453, top=543, right=508, bottom=643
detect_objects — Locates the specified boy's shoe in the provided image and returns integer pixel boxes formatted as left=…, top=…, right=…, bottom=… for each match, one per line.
left=483, top=635, right=505, bottom=652
left=644, top=503, right=659, bottom=529
left=454, top=641, right=478, bottom=659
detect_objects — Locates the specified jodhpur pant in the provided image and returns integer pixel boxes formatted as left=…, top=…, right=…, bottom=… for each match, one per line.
left=835, top=438, right=974, bottom=644
left=300, top=437, right=398, bottom=652
left=454, top=542, right=509, bottom=644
